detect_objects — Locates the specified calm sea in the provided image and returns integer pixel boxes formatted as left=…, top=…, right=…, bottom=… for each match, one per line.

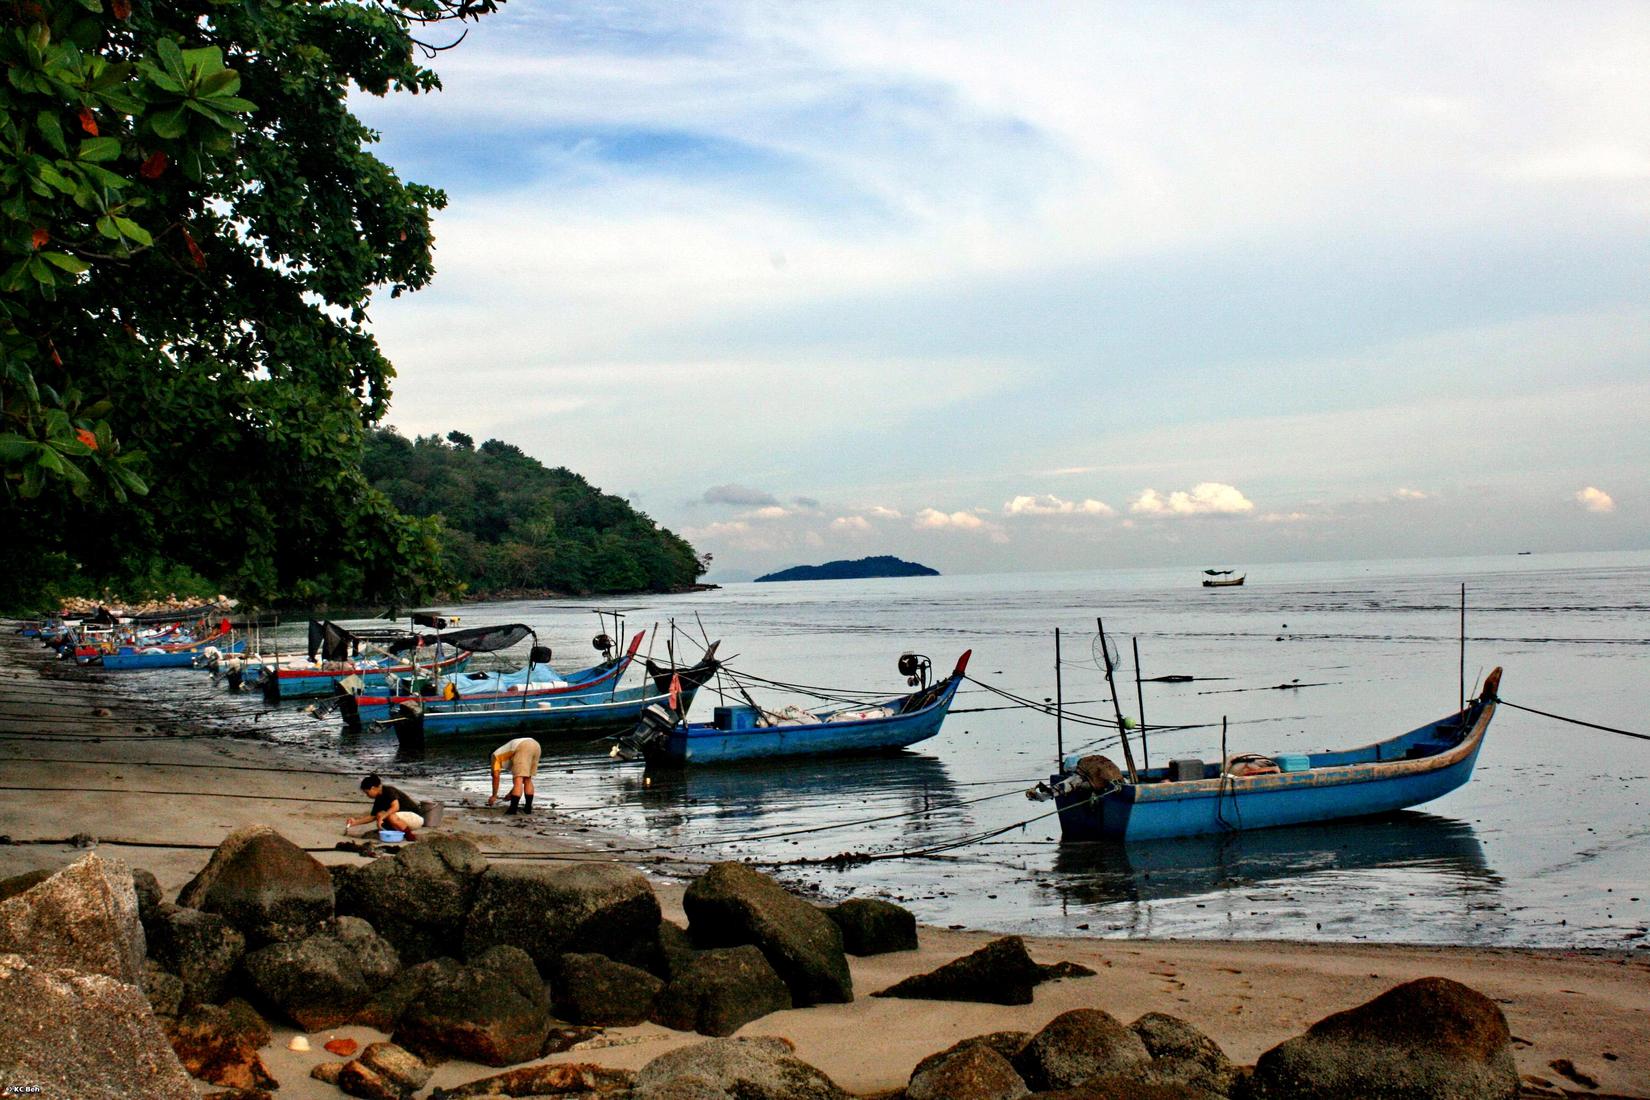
left=177, top=551, right=1650, bottom=948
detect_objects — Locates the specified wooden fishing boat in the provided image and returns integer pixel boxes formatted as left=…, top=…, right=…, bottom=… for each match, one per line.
left=99, top=636, right=246, bottom=670
left=1201, top=575, right=1245, bottom=587
left=387, top=651, right=722, bottom=749
left=614, top=651, right=971, bottom=766
left=1040, top=668, right=1501, bottom=842
left=260, top=649, right=472, bottom=700
left=338, top=632, right=646, bottom=727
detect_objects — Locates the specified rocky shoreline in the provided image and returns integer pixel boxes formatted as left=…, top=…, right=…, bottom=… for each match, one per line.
left=0, top=631, right=1645, bottom=1099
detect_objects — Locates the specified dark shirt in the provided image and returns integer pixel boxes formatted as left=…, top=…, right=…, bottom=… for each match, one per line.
left=371, top=785, right=418, bottom=818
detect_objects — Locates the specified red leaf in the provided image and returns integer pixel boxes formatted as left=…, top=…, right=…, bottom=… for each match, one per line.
left=76, top=428, right=99, bottom=451
left=139, top=151, right=167, bottom=179
left=31, top=228, right=49, bottom=249
left=111, top=0, right=131, bottom=18
left=78, top=108, right=98, bottom=136
left=48, top=340, right=62, bottom=367
left=183, top=228, right=206, bottom=269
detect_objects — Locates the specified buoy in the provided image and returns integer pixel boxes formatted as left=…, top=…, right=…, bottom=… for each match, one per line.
left=287, top=1036, right=310, bottom=1052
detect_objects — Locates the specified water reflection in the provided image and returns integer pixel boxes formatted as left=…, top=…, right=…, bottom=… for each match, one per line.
left=1049, top=811, right=1500, bottom=907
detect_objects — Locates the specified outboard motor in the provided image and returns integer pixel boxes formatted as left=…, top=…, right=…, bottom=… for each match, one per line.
left=897, top=652, right=932, bottom=688
left=610, top=701, right=679, bottom=762
left=390, top=700, right=425, bottom=753
left=592, top=633, right=614, bottom=660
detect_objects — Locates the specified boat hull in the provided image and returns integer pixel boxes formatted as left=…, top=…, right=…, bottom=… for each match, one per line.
left=98, top=639, right=246, bottom=670
left=394, top=685, right=693, bottom=741
left=1055, top=683, right=1498, bottom=842
left=262, top=652, right=472, bottom=700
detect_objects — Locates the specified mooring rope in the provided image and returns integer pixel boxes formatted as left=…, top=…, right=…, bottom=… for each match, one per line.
left=1498, top=699, right=1649, bottom=743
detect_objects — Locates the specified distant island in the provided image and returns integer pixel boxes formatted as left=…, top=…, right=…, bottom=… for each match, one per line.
left=754, top=555, right=940, bottom=583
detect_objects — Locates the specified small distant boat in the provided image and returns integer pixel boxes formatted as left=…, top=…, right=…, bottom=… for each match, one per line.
left=1037, top=668, right=1502, bottom=842
left=1202, top=574, right=1245, bottom=587
left=612, top=651, right=970, bottom=766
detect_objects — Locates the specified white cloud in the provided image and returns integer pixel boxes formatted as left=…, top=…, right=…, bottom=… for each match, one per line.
left=1004, top=493, right=1114, bottom=517
left=704, top=484, right=780, bottom=507
left=1393, top=487, right=1431, bottom=501
left=867, top=505, right=903, bottom=519
left=1130, top=482, right=1255, bottom=518
left=914, top=507, right=1008, bottom=542
left=1576, top=486, right=1616, bottom=513
left=745, top=505, right=790, bottom=520
left=831, top=515, right=871, bottom=531
left=1258, top=511, right=1310, bottom=524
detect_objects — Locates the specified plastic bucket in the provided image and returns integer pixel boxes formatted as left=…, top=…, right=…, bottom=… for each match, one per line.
left=378, top=829, right=405, bottom=842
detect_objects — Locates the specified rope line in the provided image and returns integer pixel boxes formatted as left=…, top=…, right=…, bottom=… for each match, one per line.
left=1499, top=699, right=1649, bottom=743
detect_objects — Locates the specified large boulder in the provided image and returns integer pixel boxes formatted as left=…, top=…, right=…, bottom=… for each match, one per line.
left=334, top=834, right=486, bottom=964
left=873, top=935, right=1044, bottom=1005
left=908, top=1044, right=1029, bottom=1100
left=912, top=1032, right=1032, bottom=1079
left=166, top=999, right=276, bottom=1091
left=0, top=951, right=195, bottom=1100
left=552, top=951, right=663, bottom=1027
left=1242, top=977, right=1519, bottom=1100
left=358, top=1041, right=433, bottom=1095
left=177, top=825, right=334, bottom=945
left=651, top=945, right=793, bottom=1037
left=1012, top=1008, right=1150, bottom=1091
left=146, top=903, right=246, bottom=1007
left=393, top=945, right=552, bottom=1067
left=239, top=917, right=400, bottom=1030
left=657, top=918, right=701, bottom=981
left=1131, top=1012, right=1236, bottom=1095
left=682, top=862, right=852, bottom=1006
left=631, top=1037, right=850, bottom=1100
left=429, top=1062, right=634, bottom=1099
left=0, top=867, right=54, bottom=902
left=142, top=958, right=186, bottom=1019
left=464, top=861, right=661, bottom=973
left=131, top=867, right=165, bottom=927
left=0, top=852, right=145, bottom=983
left=826, top=897, right=918, bottom=955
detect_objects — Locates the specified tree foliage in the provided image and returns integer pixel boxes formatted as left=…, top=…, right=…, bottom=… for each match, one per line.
left=0, top=0, right=498, bottom=611
left=365, top=429, right=708, bottom=596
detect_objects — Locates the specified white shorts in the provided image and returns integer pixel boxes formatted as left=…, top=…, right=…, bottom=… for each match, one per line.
left=385, top=811, right=424, bottom=830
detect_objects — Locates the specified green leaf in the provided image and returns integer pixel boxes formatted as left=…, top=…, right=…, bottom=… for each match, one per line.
left=181, top=46, right=227, bottom=75
left=0, top=435, right=39, bottom=463
left=77, top=136, right=121, bottom=162
left=110, top=461, right=148, bottom=496
left=28, top=258, right=57, bottom=286
left=112, top=216, right=151, bottom=246
left=41, top=251, right=90, bottom=274
left=211, top=95, right=256, bottom=113
left=149, top=106, right=187, bottom=139
left=77, top=163, right=128, bottom=189
left=94, top=214, right=119, bottom=239
left=36, top=162, right=75, bottom=194
left=34, top=447, right=66, bottom=474
left=81, top=400, right=113, bottom=419
left=154, top=38, right=185, bottom=79
left=35, top=111, right=68, bottom=156
left=199, top=70, right=241, bottom=97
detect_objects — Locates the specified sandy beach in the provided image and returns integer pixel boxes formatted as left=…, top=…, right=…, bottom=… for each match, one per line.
left=2, top=631, right=1645, bottom=1098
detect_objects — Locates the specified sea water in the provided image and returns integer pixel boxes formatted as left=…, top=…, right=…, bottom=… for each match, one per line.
left=177, top=551, right=1650, bottom=948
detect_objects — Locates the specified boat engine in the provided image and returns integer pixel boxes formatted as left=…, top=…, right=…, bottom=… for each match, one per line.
left=592, top=633, right=614, bottom=660
left=897, top=652, right=931, bottom=688
left=609, top=701, right=679, bottom=762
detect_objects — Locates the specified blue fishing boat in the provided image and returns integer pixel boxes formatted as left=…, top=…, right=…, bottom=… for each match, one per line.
left=1037, top=668, right=1502, bottom=842
left=338, top=632, right=645, bottom=727
left=99, top=637, right=247, bottom=670
left=387, top=650, right=722, bottom=749
left=613, top=651, right=971, bottom=766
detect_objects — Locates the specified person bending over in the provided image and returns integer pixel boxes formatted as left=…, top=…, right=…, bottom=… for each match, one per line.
left=487, top=736, right=541, bottom=815
left=347, top=774, right=424, bottom=839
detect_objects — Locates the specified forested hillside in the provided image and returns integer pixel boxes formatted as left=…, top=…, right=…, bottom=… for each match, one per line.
left=365, top=430, right=706, bottom=597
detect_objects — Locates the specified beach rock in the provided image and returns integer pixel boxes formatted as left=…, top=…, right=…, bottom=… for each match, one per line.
left=541, top=1025, right=604, bottom=1055
left=359, top=1041, right=433, bottom=1093
left=143, top=957, right=185, bottom=1018
left=912, top=1032, right=1033, bottom=1079
left=429, top=1062, right=635, bottom=1099
left=334, top=834, right=486, bottom=964
left=146, top=902, right=246, bottom=1007
left=312, top=1061, right=345, bottom=1086
left=166, top=999, right=276, bottom=1091
left=0, top=851, right=145, bottom=982
left=239, top=918, right=400, bottom=1030
left=132, top=866, right=164, bottom=925
left=202, top=1090, right=276, bottom=1100
left=552, top=951, right=664, bottom=1026
left=651, top=945, right=793, bottom=1036
left=632, top=1036, right=850, bottom=1100
left=1131, top=1012, right=1235, bottom=1093
left=393, top=945, right=551, bottom=1066
left=464, top=861, right=662, bottom=973
left=177, top=825, right=334, bottom=945
left=1242, top=976, right=1519, bottom=1100
left=1033, top=1080, right=1220, bottom=1100
left=682, top=862, right=852, bottom=1005
left=0, top=951, right=195, bottom=1100
left=826, top=896, right=918, bottom=955
left=873, top=935, right=1043, bottom=1005
left=657, top=918, right=701, bottom=980
left=1038, top=959, right=1098, bottom=981
left=336, top=1059, right=402, bottom=1100
left=1012, top=1008, right=1150, bottom=1091
left=0, top=867, right=53, bottom=902
left=908, top=1044, right=1029, bottom=1100
left=353, top=956, right=445, bottom=1031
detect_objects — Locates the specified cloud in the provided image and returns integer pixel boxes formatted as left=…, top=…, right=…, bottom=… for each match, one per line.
left=703, top=483, right=780, bottom=507
left=1130, top=482, right=1255, bottom=517
left=1037, top=466, right=1097, bottom=477
left=867, top=505, right=903, bottom=519
left=792, top=496, right=821, bottom=510
left=1258, top=511, right=1310, bottom=524
left=1393, top=487, right=1431, bottom=500
left=831, top=515, right=871, bottom=532
left=914, top=507, right=1008, bottom=542
left=746, top=505, right=790, bottom=520
left=1576, top=486, right=1616, bottom=513
left=1004, top=493, right=1114, bottom=517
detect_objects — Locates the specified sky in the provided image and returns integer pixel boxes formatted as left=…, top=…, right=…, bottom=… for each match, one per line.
left=356, top=1, right=1649, bottom=579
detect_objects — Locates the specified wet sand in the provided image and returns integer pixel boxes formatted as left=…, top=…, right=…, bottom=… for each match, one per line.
left=1, top=631, right=1645, bottom=1098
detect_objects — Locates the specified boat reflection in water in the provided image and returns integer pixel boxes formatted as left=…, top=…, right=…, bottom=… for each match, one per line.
left=1046, top=811, right=1507, bottom=943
